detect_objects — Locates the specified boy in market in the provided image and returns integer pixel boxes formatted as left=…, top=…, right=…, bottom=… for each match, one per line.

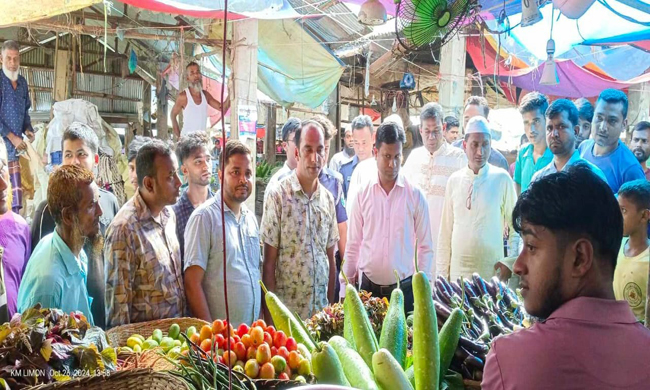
left=615, top=179, right=650, bottom=322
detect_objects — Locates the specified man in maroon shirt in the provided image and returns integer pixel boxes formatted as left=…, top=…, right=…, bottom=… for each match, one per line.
left=482, top=163, right=650, bottom=390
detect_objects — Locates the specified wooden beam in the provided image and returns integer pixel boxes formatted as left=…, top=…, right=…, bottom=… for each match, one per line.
left=326, top=85, right=340, bottom=160
left=69, top=11, right=180, bottom=29
left=54, top=49, right=70, bottom=101
left=264, top=103, right=277, bottom=165
left=73, top=89, right=142, bottom=102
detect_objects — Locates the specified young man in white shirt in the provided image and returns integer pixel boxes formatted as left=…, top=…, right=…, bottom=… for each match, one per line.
left=438, top=117, right=519, bottom=281
left=342, top=121, right=433, bottom=312
left=329, top=126, right=355, bottom=173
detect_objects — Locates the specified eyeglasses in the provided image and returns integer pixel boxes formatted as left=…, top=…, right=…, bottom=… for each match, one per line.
left=466, top=183, right=474, bottom=210
left=423, top=130, right=442, bottom=139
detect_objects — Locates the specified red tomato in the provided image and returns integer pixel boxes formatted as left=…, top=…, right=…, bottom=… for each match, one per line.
left=271, top=346, right=278, bottom=356
left=263, top=332, right=273, bottom=346
left=214, top=334, right=226, bottom=349
left=273, top=331, right=288, bottom=349
left=285, top=337, right=298, bottom=352
left=237, top=324, right=250, bottom=338
left=233, top=335, right=241, bottom=344
left=265, top=325, right=276, bottom=339
left=211, top=319, right=225, bottom=335
left=277, top=346, right=290, bottom=361
left=278, top=372, right=290, bottom=380
left=233, top=342, right=247, bottom=361
left=226, top=337, right=236, bottom=350
left=253, top=319, right=267, bottom=329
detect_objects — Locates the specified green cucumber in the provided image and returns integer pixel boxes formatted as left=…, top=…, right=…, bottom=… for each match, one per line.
left=413, top=260, right=439, bottom=390
left=379, top=271, right=408, bottom=369
left=346, top=282, right=379, bottom=369
left=260, top=281, right=316, bottom=351
left=405, top=365, right=415, bottom=389
left=343, top=293, right=356, bottom=350
left=312, top=341, right=350, bottom=386
left=439, top=308, right=464, bottom=380
left=329, top=336, right=378, bottom=390
left=372, top=349, right=413, bottom=390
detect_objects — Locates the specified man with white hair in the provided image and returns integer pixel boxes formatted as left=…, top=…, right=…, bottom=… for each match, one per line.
left=0, top=40, right=34, bottom=213
left=437, top=117, right=519, bottom=280
left=171, top=62, right=230, bottom=139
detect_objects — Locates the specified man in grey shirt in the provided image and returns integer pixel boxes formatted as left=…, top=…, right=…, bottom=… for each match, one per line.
left=183, top=140, right=261, bottom=325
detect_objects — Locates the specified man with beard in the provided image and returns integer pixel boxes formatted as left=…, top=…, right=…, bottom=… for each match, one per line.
left=104, top=140, right=184, bottom=328
left=437, top=117, right=519, bottom=280
left=0, top=41, right=34, bottom=214
left=574, top=98, right=594, bottom=148
left=171, top=62, right=230, bottom=139
left=17, top=165, right=102, bottom=324
left=533, top=99, right=607, bottom=183
left=579, top=89, right=645, bottom=192
left=629, top=121, right=650, bottom=180
left=343, top=121, right=434, bottom=312
left=513, top=92, right=553, bottom=195
left=443, top=116, right=460, bottom=144
left=329, top=126, right=355, bottom=173
left=30, top=122, right=118, bottom=328
left=261, top=121, right=338, bottom=320
left=402, top=103, right=466, bottom=275
left=0, top=137, right=30, bottom=319
left=184, top=140, right=261, bottom=325
left=482, top=164, right=650, bottom=390
left=172, top=132, right=214, bottom=266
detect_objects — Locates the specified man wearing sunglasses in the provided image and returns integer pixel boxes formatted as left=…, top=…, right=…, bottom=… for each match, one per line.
left=437, top=117, right=519, bottom=281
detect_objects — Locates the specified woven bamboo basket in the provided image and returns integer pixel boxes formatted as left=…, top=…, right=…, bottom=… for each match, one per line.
left=119, top=348, right=177, bottom=371
left=27, top=368, right=191, bottom=390
left=106, top=317, right=210, bottom=347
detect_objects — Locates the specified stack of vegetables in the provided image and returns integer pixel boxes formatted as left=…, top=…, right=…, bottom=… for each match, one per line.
left=0, top=305, right=117, bottom=389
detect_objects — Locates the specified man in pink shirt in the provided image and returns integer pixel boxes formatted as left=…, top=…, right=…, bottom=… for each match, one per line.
left=482, top=163, right=650, bottom=390
left=341, top=121, right=433, bottom=312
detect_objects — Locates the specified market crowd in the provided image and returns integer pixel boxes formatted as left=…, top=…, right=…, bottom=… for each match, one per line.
left=2, top=40, right=650, bottom=388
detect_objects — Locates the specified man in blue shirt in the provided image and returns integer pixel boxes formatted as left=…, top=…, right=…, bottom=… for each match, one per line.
left=532, top=99, right=606, bottom=184
left=0, top=41, right=34, bottom=214
left=514, top=92, right=553, bottom=195
left=17, top=165, right=103, bottom=324
left=579, top=89, right=645, bottom=192
left=339, top=114, right=374, bottom=198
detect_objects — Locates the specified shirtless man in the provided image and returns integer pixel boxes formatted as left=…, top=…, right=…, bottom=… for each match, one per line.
left=171, top=62, right=230, bottom=139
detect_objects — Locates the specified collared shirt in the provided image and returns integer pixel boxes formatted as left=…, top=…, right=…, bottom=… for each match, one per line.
left=267, top=161, right=291, bottom=186
left=345, top=158, right=377, bottom=217
left=30, top=187, right=119, bottom=329
left=402, top=144, right=467, bottom=270
left=452, top=139, right=510, bottom=171
left=278, top=167, right=347, bottom=224
left=260, top=171, right=339, bottom=319
left=437, top=164, right=519, bottom=280
left=482, top=297, right=650, bottom=390
left=339, top=155, right=361, bottom=198
left=184, top=192, right=262, bottom=325
left=579, top=139, right=646, bottom=192
left=645, top=167, right=650, bottom=181
left=104, top=192, right=185, bottom=328
left=17, top=230, right=94, bottom=324
left=0, top=211, right=30, bottom=318
left=329, top=149, right=354, bottom=173
left=614, top=238, right=649, bottom=321
left=531, top=150, right=607, bottom=184
left=172, top=188, right=214, bottom=266
left=513, top=144, right=553, bottom=192
left=0, top=72, right=32, bottom=162
left=342, top=172, right=434, bottom=296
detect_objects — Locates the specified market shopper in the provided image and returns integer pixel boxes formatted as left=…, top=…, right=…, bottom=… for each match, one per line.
left=30, top=123, right=119, bottom=328
left=482, top=164, right=650, bottom=390
left=126, top=136, right=151, bottom=193
left=0, top=137, right=30, bottom=318
left=452, top=96, right=509, bottom=171
left=614, top=180, right=650, bottom=322
left=18, top=165, right=101, bottom=324
left=184, top=140, right=261, bottom=325
left=329, top=126, right=355, bottom=172
left=629, top=121, right=650, bottom=180
left=0, top=40, right=35, bottom=214
left=513, top=92, right=553, bottom=195
left=579, top=88, right=645, bottom=192
left=104, top=140, right=185, bottom=328
left=574, top=97, right=594, bottom=148
left=532, top=99, right=606, bottom=183
left=343, top=121, right=434, bottom=312
left=170, top=62, right=229, bottom=139
left=172, top=132, right=214, bottom=266
left=266, top=118, right=301, bottom=188
left=443, top=115, right=460, bottom=144
left=339, top=114, right=375, bottom=198
left=261, top=120, right=339, bottom=321
left=437, top=117, right=519, bottom=281
left=402, top=102, right=466, bottom=272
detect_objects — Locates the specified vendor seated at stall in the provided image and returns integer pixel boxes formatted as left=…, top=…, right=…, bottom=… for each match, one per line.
left=482, top=164, right=650, bottom=390
left=17, top=165, right=102, bottom=324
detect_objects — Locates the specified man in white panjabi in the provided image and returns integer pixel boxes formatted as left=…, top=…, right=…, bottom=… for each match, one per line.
left=437, top=117, right=519, bottom=281
left=171, top=62, right=230, bottom=138
left=403, top=103, right=466, bottom=275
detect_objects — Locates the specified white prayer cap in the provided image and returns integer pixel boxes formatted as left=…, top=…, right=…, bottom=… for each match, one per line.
left=465, top=117, right=491, bottom=136
left=383, top=114, right=403, bottom=128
